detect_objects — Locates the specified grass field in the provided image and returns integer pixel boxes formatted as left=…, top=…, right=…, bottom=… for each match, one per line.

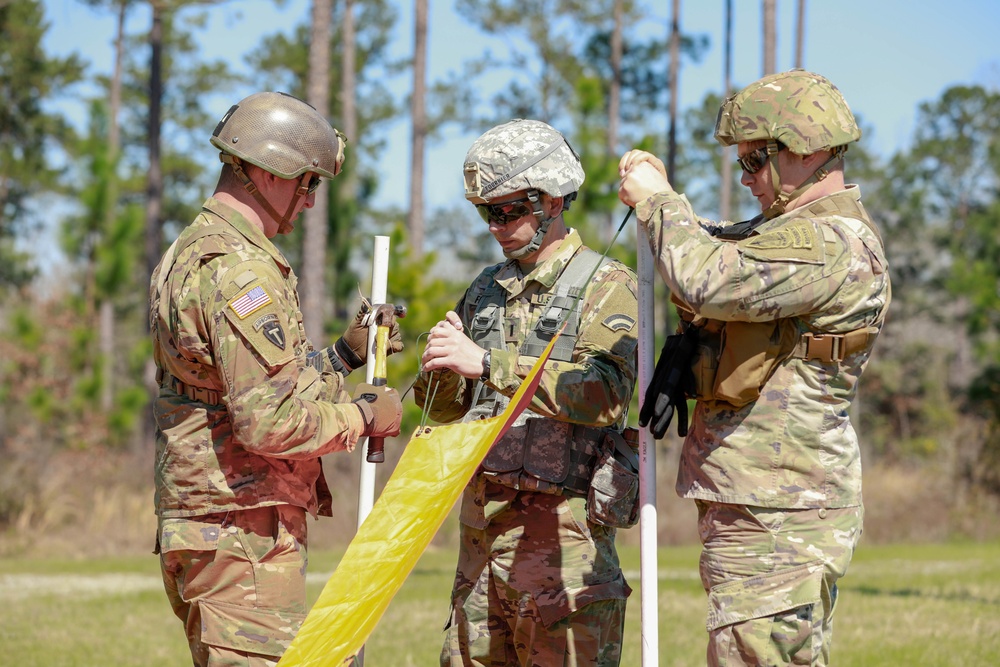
left=2, top=541, right=999, bottom=666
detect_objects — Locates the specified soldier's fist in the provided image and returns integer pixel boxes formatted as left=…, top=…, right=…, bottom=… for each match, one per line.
left=352, top=383, right=402, bottom=438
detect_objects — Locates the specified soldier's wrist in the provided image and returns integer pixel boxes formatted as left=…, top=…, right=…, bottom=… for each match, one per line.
left=480, top=349, right=492, bottom=382
left=335, top=336, right=365, bottom=372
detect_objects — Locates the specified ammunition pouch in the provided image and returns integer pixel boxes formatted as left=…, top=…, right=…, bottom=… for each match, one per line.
left=481, top=419, right=640, bottom=528
left=690, top=318, right=880, bottom=408
left=587, top=427, right=640, bottom=529
left=709, top=319, right=799, bottom=406
left=482, top=418, right=603, bottom=495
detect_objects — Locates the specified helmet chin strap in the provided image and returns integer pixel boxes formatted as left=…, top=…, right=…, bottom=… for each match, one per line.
left=763, top=141, right=847, bottom=220
left=505, top=190, right=554, bottom=260
left=221, top=154, right=310, bottom=234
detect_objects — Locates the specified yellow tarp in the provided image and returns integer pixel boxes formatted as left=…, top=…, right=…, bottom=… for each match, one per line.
left=278, top=334, right=558, bottom=667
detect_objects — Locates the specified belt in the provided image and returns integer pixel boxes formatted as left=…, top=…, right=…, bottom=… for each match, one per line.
left=791, top=326, right=879, bottom=362
left=156, top=367, right=223, bottom=405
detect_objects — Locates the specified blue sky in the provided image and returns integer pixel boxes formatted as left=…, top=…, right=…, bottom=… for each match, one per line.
left=41, top=0, right=1000, bottom=214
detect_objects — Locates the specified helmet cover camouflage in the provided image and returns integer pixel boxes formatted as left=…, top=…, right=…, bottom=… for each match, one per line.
left=463, top=119, right=585, bottom=204
left=714, top=69, right=861, bottom=155
left=210, top=91, right=345, bottom=179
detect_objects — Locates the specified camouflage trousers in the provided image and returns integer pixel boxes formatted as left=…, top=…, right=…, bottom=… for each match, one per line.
left=158, top=505, right=309, bottom=667
left=441, top=489, right=630, bottom=666
left=695, top=501, right=864, bottom=667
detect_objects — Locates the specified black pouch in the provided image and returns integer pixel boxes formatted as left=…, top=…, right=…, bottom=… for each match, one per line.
left=586, top=429, right=640, bottom=528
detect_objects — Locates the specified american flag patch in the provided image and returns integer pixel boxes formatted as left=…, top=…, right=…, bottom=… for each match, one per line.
left=229, top=285, right=272, bottom=319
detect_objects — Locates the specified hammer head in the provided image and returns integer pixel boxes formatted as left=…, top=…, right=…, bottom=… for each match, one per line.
left=361, top=301, right=407, bottom=326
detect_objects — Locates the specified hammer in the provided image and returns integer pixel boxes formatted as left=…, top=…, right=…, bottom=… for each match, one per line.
left=366, top=303, right=407, bottom=464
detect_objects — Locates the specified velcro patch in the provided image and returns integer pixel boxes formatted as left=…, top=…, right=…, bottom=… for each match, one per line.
left=738, top=220, right=823, bottom=263
left=228, top=285, right=272, bottom=319
left=255, top=314, right=286, bottom=350
left=602, top=314, right=636, bottom=332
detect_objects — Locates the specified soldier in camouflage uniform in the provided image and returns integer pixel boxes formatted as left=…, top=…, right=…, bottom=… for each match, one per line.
left=149, top=91, right=403, bottom=667
left=618, top=70, right=891, bottom=666
left=415, top=119, right=640, bottom=666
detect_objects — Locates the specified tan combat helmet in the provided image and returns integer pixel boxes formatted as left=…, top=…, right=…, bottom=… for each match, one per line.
left=463, top=119, right=584, bottom=258
left=715, top=69, right=861, bottom=218
left=211, top=91, right=346, bottom=233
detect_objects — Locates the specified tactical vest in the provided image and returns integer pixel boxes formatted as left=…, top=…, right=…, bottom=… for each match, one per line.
left=687, top=193, right=887, bottom=407
left=464, top=248, right=631, bottom=496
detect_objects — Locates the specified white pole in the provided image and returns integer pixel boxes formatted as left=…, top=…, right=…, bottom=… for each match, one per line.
left=354, top=235, right=389, bottom=667
left=637, top=233, right=659, bottom=665
left=357, top=235, right=389, bottom=528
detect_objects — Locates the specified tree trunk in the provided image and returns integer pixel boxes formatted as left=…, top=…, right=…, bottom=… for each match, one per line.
left=141, top=2, right=165, bottom=454
left=100, top=0, right=127, bottom=411
left=144, top=4, right=163, bottom=320
left=332, top=0, right=357, bottom=320
left=795, top=0, right=806, bottom=68
left=407, top=0, right=429, bottom=258
left=301, top=0, right=333, bottom=344
left=719, top=0, right=733, bottom=222
left=606, top=0, right=623, bottom=243
left=667, top=0, right=681, bottom=184
left=608, top=0, right=622, bottom=158
left=762, top=0, right=776, bottom=75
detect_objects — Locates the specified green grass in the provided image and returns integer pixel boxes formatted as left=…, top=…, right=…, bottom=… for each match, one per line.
left=2, top=541, right=999, bottom=666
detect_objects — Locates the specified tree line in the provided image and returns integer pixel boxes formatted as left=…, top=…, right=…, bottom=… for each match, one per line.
left=2, top=0, right=999, bottom=539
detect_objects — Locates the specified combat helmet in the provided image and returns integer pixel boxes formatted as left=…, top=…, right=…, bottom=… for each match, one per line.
left=463, top=119, right=584, bottom=258
left=715, top=69, right=860, bottom=218
left=210, top=91, right=345, bottom=233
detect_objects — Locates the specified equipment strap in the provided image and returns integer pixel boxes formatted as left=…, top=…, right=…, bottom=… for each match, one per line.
left=155, top=367, right=224, bottom=406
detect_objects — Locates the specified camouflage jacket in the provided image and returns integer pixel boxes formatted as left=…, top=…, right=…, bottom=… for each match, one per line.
left=415, top=229, right=638, bottom=428
left=636, top=186, right=890, bottom=509
left=149, top=197, right=364, bottom=519
left=414, top=230, right=638, bottom=524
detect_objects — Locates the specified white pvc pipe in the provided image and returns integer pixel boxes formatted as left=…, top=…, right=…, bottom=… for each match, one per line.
left=357, top=235, right=390, bottom=529
left=637, top=233, right=659, bottom=666
left=355, top=235, right=389, bottom=667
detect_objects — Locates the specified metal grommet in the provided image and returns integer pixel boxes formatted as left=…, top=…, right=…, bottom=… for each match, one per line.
left=818, top=508, right=828, bottom=519
left=232, top=137, right=239, bottom=143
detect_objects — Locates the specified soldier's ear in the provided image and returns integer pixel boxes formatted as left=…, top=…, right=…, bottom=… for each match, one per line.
left=545, top=195, right=564, bottom=217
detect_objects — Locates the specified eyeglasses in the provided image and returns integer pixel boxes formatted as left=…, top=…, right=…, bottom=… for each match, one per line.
left=736, top=145, right=783, bottom=175
left=474, top=197, right=536, bottom=225
left=306, top=175, right=322, bottom=194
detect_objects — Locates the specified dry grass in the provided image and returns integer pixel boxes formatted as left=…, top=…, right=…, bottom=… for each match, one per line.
left=3, top=541, right=999, bottom=666
left=4, top=444, right=999, bottom=559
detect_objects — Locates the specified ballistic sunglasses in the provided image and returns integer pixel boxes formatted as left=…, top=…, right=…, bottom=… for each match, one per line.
left=474, top=196, right=536, bottom=225
left=736, top=144, right=785, bottom=175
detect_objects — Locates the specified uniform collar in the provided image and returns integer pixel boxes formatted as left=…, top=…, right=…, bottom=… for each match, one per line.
left=754, top=184, right=862, bottom=234
left=201, top=196, right=291, bottom=271
left=493, top=228, right=584, bottom=293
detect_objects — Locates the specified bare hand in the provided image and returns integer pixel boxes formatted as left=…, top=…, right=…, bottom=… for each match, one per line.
left=618, top=149, right=672, bottom=207
left=421, top=311, right=486, bottom=379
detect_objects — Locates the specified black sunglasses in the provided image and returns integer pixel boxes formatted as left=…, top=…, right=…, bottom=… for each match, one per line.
left=306, top=175, right=322, bottom=194
left=736, top=145, right=783, bottom=175
left=474, top=196, right=536, bottom=225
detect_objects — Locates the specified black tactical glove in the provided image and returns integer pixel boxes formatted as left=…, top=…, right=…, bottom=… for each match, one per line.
left=638, top=324, right=699, bottom=439
left=352, top=383, right=402, bottom=438
left=335, top=303, right=405, bottom=372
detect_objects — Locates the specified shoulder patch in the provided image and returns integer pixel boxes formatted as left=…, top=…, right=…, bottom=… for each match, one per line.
left=738, top=219, right=824, bottom=263
left=602, top=314, right=636, bottom=332
left=222, top=274, right=295, bottom=368
left=228, top=285, right=273, bottom=319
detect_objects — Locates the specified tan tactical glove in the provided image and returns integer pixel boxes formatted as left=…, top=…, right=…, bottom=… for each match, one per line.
left=334, top=303, right=405, bottom=372
left=352, top=383, right=402, bottom=437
